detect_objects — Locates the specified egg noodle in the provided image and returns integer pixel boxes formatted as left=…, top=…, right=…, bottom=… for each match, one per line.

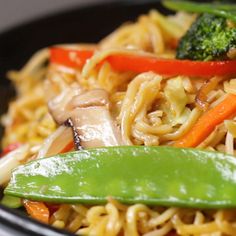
left=2, top=9, right=236, bottom=236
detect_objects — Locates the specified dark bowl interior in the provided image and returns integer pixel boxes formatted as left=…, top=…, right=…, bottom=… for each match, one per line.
left=0, top=1, right=169, bottom=235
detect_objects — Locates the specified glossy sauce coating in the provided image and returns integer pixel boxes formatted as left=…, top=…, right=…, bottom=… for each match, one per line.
left=5, top=146, right=236, bottom=208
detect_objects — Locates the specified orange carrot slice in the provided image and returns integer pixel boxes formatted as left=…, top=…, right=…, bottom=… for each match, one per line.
left=23, top=200, right=49, bottom=224
left=175, top=94, right=236, bottom=147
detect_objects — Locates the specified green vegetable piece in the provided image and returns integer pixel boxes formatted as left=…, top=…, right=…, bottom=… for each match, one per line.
left=5, top=146, right=236, bottom=208
left=163, top=0, right=236, bottom=23
left=1, top=195, right=22, bottom=208
left=176, top=13, right=236, bottom=61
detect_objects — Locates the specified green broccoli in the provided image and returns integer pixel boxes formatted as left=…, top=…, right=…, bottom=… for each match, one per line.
left=176, top=13, right=236, bottom=61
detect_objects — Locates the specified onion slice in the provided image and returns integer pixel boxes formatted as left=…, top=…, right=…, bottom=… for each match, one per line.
left=37, top=126, right=73, bottom=159
left=195, top=76, right=224, bottom=111
left=0, top=145, right=29, bottom=185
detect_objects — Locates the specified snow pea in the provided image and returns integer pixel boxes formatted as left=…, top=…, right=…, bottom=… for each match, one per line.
left=5, top=146, right=236, bottom=208
left=163, top=0, right=236, bottom=23
left=1, top=195, right=22, bottom=208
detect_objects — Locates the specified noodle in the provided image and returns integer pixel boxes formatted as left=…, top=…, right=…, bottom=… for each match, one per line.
left=2, top=8, right=236, bottom=236
left=119, top=72, right=163, bottom=145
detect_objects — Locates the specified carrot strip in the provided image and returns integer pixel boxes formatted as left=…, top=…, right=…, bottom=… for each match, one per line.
left=23, top=200, right=49, bottom=224
left=174, top=94, right=236, bottom=148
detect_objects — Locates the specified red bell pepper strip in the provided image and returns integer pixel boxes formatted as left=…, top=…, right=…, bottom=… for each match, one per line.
left=59, top=140, right=74, bottom=153
left=107, top=54, right=236, bottom=78
left=50, top=47, right=94, bottom=69
left=44, top=203, right=60, bottom=215
left=1, top=142, right=21, bottom=157
left=167, top=231, right=178, bottom=236
left=50, top=47, right=236, bottom=78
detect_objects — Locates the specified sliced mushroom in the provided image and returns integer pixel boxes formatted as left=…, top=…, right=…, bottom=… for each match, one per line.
left=71, top=106, right=123, bottom=147
left=48, top=85, right=82, bottom=124
left=68, top=89, right=109, bottom=109
left=48, top=88, right=124, bottom=147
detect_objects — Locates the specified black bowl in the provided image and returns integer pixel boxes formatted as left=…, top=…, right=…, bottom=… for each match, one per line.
left=0, top=1, right=169, bottom=235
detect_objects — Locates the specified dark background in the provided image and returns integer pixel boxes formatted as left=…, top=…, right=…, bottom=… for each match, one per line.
left=0, top=0, right=112, bottom=33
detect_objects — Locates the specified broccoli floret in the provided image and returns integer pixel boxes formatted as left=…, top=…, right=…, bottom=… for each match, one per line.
left=176, top=13, right=236, bottom=61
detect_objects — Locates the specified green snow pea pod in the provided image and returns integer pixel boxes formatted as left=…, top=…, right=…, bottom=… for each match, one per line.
left=163, top=0, right=236, bottom=23
left=4, top=146, right=236, bottom=208
left=1, top=195, right=22, bottom=208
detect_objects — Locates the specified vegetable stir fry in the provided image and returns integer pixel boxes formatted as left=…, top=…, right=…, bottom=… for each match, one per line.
left=2, top=1, right=236, bottom=235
